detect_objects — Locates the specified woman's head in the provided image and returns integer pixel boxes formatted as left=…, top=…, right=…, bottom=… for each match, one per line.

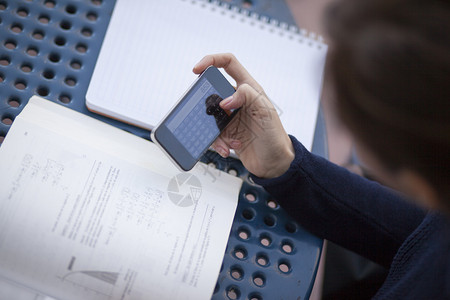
left=325, top=0, right=450, bottom=208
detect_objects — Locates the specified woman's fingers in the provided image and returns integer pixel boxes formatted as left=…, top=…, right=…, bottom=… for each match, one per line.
left=220, top=83, right=258, bottom=110
left=211, top=136, right=230, bottom=158
left=193, top=53, right=263, bottom=91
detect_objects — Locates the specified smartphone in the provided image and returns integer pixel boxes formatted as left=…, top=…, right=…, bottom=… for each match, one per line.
left=151, top=66, right=238, bottom=171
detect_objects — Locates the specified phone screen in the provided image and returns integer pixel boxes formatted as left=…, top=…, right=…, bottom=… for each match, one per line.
left=152, top=66, right=236, bottom=171
left=165, top=76, right=234, bottom=159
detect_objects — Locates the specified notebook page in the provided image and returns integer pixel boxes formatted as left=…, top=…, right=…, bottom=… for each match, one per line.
left=0, top=96, right=241, bottom=300
left=86, top=0, right=327, bottom=150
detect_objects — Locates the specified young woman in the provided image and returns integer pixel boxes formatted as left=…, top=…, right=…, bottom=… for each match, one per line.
left=193, top=0, right=449, bottom=298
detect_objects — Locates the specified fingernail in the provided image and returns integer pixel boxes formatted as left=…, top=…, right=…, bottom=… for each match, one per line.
left=217, top=147, right=228, bottom=158
left=220, top=96, right=233, bottom=108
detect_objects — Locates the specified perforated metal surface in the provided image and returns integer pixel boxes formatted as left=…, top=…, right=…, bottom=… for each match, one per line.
left=0, top=0, right=153, bottom=143
left=0, top=1, right=323, bottom=299
left=200, top=151, right=322, bottom=300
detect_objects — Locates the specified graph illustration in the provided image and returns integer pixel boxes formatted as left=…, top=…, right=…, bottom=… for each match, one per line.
left=59, top=256, right=119, bottom=298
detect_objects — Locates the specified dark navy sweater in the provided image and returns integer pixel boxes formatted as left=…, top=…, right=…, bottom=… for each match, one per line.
left=252, top=136, right=450, bottom=299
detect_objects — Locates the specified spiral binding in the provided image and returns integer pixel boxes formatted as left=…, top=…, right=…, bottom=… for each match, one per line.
left=186, top=0, right=325, bottom=48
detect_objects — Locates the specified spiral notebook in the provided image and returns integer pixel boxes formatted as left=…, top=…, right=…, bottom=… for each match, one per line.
left=86, top=0, right=328, bottom=150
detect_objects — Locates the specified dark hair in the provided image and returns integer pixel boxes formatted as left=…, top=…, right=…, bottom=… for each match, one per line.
left=325, top=0, right=450, bottom=202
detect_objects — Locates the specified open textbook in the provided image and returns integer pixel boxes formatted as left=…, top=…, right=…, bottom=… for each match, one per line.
left=86, top=0, right=327, bottom=151
left=0, top=96, right=242, bottom=300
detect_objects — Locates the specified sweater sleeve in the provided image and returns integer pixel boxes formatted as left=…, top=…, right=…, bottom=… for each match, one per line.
left=252, top=136, right=426, bottom=268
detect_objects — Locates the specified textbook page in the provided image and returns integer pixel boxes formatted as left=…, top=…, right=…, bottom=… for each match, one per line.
left=86, top=0, right=327, bottom=151
left=0, top=96, right=242, bottom=300
left=0, top=275, right=56, bottom=300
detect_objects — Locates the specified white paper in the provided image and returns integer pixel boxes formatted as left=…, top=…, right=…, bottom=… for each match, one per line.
left=0, top=275, right=55, bottom=300
left=0, top=96, right=242, bottom=300
left=86, top=0, right=327, bottom=150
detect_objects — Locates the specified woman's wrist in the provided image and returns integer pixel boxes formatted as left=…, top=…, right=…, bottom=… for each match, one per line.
left=261, top=136, right=295, bottom=179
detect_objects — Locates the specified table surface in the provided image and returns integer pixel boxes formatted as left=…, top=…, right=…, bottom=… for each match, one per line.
left=0, top=1, right=326, bottom=299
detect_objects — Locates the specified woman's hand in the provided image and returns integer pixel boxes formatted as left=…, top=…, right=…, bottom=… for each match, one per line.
left=193, top=53, right=295, bottom=179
